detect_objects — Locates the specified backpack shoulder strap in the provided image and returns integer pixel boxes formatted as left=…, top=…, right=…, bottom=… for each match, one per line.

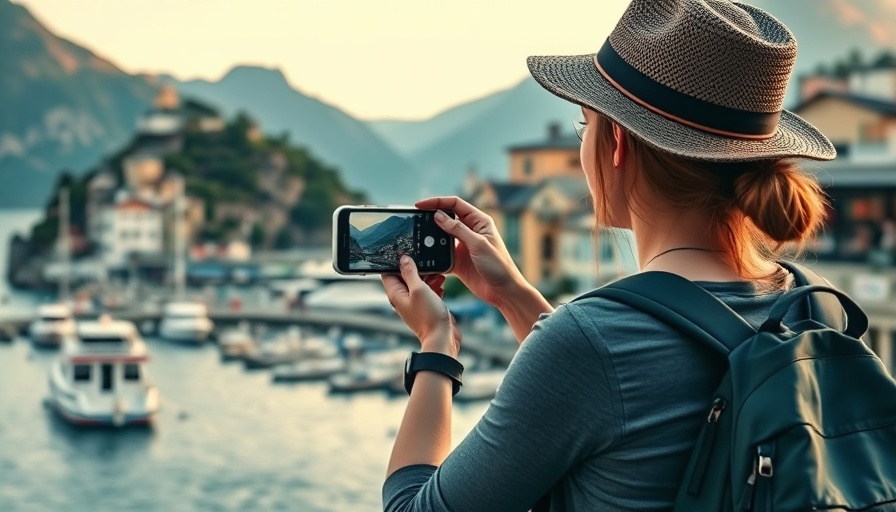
left=572, top=272, right=756, bottom=359
left=777, top=260, right=847, bottom=331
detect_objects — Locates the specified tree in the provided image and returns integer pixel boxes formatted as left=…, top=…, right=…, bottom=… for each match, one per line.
left=249, top=223, right=266, bottom=249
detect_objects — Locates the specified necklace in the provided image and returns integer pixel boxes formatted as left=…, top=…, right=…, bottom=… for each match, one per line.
left=645, top=247, right=718, bottom=267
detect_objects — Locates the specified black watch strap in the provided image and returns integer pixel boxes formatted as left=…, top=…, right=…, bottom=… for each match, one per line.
left=404, top=352, right=464, bottom=396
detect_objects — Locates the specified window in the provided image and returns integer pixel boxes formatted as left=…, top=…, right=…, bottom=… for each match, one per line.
left=523, top=157, right=533, bottom=177
left=542, top=234, right=554, bottom=261
left=124, top=364, right=140, bottom=381
left=73, top=364, right=91, bottom=382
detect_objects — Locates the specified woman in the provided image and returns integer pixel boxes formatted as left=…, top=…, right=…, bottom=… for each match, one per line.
left=381, top=0, right=834, bottom=510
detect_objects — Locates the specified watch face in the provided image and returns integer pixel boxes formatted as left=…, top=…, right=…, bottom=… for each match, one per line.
left=404, top=353, right=414, bottom=375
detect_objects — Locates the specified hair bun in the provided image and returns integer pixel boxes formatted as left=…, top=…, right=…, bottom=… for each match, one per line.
left=733, top=161, right=826, bottom=244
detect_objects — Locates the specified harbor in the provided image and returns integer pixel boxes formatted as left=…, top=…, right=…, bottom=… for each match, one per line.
left=0, top=209, right=507, bottom=511
left=0, top=336, right=491, bottom=511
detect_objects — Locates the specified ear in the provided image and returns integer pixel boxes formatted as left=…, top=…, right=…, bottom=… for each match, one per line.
left=612, top=123, right=628, bottom=169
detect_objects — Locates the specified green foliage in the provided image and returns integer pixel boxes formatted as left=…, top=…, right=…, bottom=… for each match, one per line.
left=249, top=223, right=266, bottom=249
left=442, top=275, right=471, bottom=299
left=274, top=227, right=293, bottom=250
left=29, top=171, right=89, bottom=254
left=822, top=48, right=896, bottom=77
left=25, top=110, right=359, bottom=255
left=172, top=113, right=361, bottom=242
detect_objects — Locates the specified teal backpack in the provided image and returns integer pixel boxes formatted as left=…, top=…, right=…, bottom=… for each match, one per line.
left=575, top=262, right=896, bottom=511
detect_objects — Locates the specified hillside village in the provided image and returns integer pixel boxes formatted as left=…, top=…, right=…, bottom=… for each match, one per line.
left=7, top=86, right=363, bottom=288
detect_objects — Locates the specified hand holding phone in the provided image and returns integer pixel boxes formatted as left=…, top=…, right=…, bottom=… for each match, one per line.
left=332, top=206, right=455, bottom=275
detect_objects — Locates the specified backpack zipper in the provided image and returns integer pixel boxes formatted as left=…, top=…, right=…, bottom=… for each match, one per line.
left=739, top=443, right=774, bottom=511
left=686, top=397, right=727, bottom=495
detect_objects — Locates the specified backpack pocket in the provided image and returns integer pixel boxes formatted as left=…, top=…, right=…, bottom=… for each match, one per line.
left=746, top=425, right=896, bottom=512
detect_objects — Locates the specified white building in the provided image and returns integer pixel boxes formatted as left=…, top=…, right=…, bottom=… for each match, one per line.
left=98, top=195, right=163, bottom=269
left=560, top=212, right=638, bottom=293
left=848, top=66, right=896, bottom=103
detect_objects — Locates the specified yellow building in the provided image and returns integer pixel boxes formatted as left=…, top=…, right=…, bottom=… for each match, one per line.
left=791, top=60, right=896, bottom=375
left=795, top=92, right=896, bottom=152
left=469, top=124, right=637, bottom=292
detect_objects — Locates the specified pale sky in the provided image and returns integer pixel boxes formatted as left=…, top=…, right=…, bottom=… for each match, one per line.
left=17, top=0, right=627, bottom=120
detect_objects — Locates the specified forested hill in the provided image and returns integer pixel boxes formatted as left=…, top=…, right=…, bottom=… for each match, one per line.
left=25, top=112, right=366, bottom=259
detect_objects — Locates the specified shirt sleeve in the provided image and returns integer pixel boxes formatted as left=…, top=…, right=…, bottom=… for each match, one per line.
left=382, top=304, right=623, bottom=512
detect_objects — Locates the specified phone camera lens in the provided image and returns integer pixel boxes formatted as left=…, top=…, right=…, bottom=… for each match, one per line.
left=440, top=238, right=447, bottom=245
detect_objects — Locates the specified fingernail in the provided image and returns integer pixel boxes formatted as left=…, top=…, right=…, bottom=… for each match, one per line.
left=400, top=255, right=412, bottom=266
left=434, top=211, right=447, bottom=222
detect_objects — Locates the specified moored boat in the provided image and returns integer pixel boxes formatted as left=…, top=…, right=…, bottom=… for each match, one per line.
left=327, top=349, right=406, bottom=393
left=158, top=301, right=214, bottom=343
left=29, top=303, right=77, bottom=349
left=48, top=317, right=159, bottom=427
left=217, top=325, right=256, bottom=361
left=244, top=328, right=338, bottom=369
left=328, top=365, right=402, bottom=393
left=272, top=357, right=346, bottom=382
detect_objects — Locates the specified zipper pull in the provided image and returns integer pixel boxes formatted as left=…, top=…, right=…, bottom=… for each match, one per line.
left=686, top=398, right=727, bottom=496
left=757, top=444, right=774, bottom=478
left=738, top=457, right=758, bottom=511
left=707, top=397, right=726, bottom=423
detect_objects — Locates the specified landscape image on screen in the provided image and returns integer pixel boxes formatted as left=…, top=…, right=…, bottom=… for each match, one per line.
left=348, top=212, right=416, bottom=270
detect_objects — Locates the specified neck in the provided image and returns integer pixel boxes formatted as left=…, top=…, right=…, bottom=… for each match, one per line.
left=630, top=206, right=743, bottom=281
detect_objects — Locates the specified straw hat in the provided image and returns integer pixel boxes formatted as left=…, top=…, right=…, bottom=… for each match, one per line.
left=527, top=0, right=836, bottom=162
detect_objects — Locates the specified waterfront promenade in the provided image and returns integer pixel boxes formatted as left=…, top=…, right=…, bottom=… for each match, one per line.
left=0, top=305, right=522, bottom=366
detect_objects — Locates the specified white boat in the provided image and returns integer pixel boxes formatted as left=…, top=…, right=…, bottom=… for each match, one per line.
left=303, top=282, right=393, bottom=314
left=158, top=301, right=214, bottom=343
left=48, top=318, right=159, bottom=427
left=328, top=365, right=402, bottom=393
left=217, top=325, right=256, bottom=361
left=29, top=303, right=77, bottom=348
left=244, top=328, right=338, bottom=369
left=272, top=357, right=346, bottom=382
left=328, top=351, right=404, bottom=393
left=455, top=369, right=505, bottom=402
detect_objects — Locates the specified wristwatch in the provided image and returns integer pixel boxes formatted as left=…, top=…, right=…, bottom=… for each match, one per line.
left=404, top=352, right=464, bottom=396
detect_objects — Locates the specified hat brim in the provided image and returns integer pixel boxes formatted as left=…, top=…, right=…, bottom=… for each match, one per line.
left=527, top=54, right=836, bottom=162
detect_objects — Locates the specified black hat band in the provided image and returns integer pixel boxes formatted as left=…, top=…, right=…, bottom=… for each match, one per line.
left=594, top=39, right=780, bottom=140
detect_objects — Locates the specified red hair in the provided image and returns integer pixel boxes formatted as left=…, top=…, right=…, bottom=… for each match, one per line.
left=589, top=113, right=828, bottom=286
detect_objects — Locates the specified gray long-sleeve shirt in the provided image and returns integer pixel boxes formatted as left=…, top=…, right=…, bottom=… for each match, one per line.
left=383, top=277, right=802, bottom=512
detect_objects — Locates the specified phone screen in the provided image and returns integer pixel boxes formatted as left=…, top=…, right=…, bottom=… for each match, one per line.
left=333, top=207, right=454, bottom=274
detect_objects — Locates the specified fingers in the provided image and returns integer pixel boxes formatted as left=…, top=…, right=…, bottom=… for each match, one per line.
left=416, top=196, right=491, bottom=227
left=433, top=210, right=489, bottom=251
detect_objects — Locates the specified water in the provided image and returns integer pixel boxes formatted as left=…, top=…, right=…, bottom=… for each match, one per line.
left=0, top=211, right=493, bottom=511
left=0, top=340, right=490, bottom=511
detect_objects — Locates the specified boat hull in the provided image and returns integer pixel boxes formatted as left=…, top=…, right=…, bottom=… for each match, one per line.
left=158, top=326, right=212, bottom=344
left=51, top=399, right=154, bottom=427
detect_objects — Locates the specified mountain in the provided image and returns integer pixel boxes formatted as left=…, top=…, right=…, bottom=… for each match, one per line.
left=169, top=66, right=422, bottom=205
left=364, top=0, right=893, bottom=197
left=407, top=78, right=580, bottom=194
left=355, top=215, right=413, bottom=250
left=368, top=89, right=508, bottom=156
left=0, top=0, right=157, bottom=208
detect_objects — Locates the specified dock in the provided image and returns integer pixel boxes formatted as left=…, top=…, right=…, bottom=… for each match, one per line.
left=0, top=307, right=521, bottom=366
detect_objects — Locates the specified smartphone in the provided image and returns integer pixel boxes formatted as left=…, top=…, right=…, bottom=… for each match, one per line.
left=332, top=206, right=455, bottom=275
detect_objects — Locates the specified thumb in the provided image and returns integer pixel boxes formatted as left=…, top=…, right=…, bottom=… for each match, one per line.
left=399, top=255, right=424, bottom=291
